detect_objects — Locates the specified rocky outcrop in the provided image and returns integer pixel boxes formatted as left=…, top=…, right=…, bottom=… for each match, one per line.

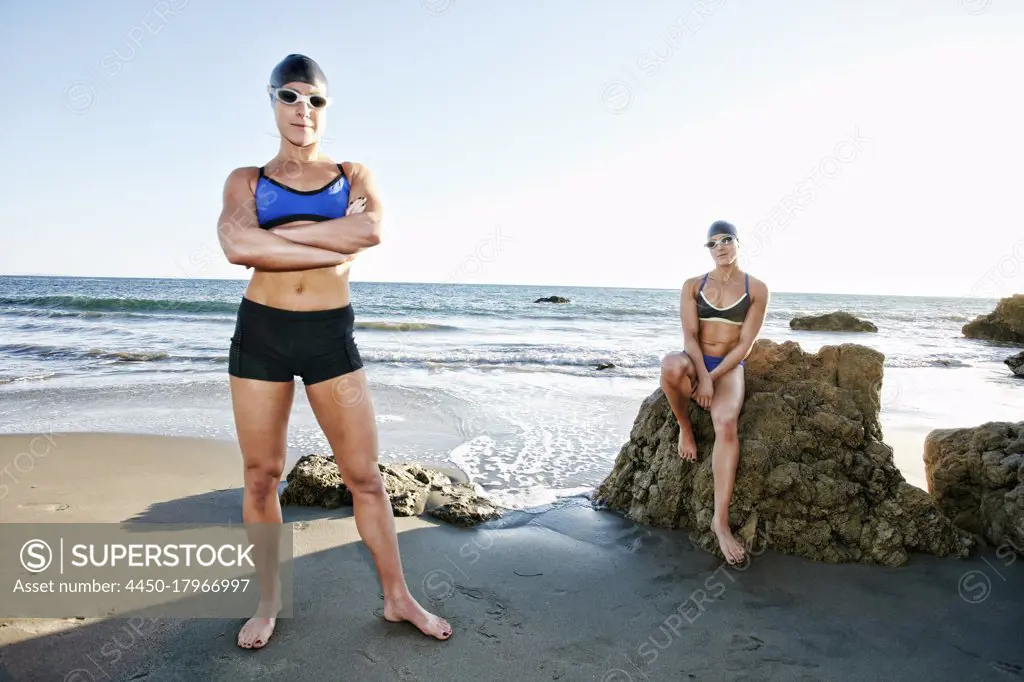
left=280, top=455, right=354, bottom=508
left=790, top=311, right=877, bottom=333
left=534, top=296, right=570, bottom=303
left=593, top=339, right=972, bottom=566
left=281, top=456, right=502, bottom=526
left=963, top=294, right=1024, bottom=343
left=1004, top=350, right=1024, bottom=377
left=924, top=423, right=1024, bottom=553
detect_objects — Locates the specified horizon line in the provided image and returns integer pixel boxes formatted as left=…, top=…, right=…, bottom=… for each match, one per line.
left=0, top=273, right=1005, bottom=301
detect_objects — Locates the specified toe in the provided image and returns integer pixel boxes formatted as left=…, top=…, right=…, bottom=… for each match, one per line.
left=434, top=617, right=453, bottom=639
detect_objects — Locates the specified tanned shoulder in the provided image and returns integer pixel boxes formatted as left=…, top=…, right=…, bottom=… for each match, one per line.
left=341, top=161, right=368, bottom=182
left=746, top=274, right=770, bottom=301
left=224, top=166, right=260, bottom=195
left=683, top=274, right=707, bottom=297
left=344, top=162, right=382, bottom=219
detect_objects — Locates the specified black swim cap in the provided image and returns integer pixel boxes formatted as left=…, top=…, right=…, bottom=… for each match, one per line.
left=269, top=54, right=328, bottom=93
left=707, top=220, right=738, bottom=240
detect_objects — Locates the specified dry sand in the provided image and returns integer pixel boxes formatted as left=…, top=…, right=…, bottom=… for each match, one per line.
left=0, top=432, right=1021, bottom=682
left=879, top=424, right=934, bottom=491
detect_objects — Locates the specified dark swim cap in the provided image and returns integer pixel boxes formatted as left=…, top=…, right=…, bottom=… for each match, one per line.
left=707, top=220, right=738, bottom=240
left=269, top=54, right=328, bottom=93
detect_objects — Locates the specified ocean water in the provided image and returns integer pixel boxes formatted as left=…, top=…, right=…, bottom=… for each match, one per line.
left=1, top=276, right=1020, bottom=505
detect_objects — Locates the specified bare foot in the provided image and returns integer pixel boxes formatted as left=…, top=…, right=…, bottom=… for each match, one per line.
left=712, top=516, right=746, bottom=565
left=383, top=592, right=453, bottom=640
left=678, top=424, right=697, bottom=462
left=237, top=598, right=281, bottom=650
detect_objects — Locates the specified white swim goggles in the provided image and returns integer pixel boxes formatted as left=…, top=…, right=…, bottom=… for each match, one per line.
left=268, top=86, right=330, bottom=109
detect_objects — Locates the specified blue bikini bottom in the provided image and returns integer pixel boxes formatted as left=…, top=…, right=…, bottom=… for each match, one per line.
left=693, top=353, right=743, bottom=372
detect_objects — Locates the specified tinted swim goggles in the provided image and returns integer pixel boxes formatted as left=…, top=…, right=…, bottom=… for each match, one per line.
left=704, top=236, right=736, bottom=249
left=268, top=86, right=330, bottom=109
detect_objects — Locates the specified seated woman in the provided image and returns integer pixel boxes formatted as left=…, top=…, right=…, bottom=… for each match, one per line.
left=659, top=220, right=769, bottom=564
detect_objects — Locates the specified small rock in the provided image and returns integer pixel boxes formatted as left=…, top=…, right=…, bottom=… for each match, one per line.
left=280, top=456, right=351, bottom=508
left=1005, top=350, right=1024, bottom=377
left=281, top=456, right=502, bottom=526
left=534, top=296, right=570, bottom=303
left=426, top=484, right=503, bottom=526
left=595, top=362, right=615, bottom=370
left=790, top=311, right=877, bottom=332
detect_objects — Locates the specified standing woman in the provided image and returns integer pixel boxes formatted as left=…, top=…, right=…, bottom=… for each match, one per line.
left=659, top=221, right=769, bottom=565
left=217, top=54, right=452, bottom=649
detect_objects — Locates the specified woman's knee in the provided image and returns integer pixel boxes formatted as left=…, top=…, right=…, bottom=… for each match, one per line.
left=244, top=463, right=284, bottom=500
left=344, top=464, right=387, bottom=498
left=660, top=353, right=691, bottom=384
left=712, top=411, right=739, bottom=437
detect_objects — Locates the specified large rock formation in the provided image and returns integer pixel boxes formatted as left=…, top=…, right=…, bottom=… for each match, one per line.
left=924, top=423, right=1024, bottom=554
left=281, top=455, right=502, bottom=526
left=1005, top=350, right=1024, bottom=377
left=962, top=294, right=1024, bottom=343
left=790, top=311, right=877, bottom=333
left=594, top=339, right=972, bottom=566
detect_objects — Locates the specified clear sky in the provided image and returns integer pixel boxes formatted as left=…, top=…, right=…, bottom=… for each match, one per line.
left=1, top=0, right=1022, bottom=297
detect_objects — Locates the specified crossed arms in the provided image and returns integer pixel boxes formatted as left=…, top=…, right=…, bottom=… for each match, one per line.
left=216, top=163, right=382, bottom=272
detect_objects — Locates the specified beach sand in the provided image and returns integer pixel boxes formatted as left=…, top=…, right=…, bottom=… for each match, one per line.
left=0, top=433, right=1021, bottom=682
left=879, top=425, right=934, bottom=491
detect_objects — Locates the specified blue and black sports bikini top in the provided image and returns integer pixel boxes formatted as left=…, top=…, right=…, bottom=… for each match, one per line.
left=254, top=164, right=351, bottom=230
left=696, top=272, right=751, bottom=325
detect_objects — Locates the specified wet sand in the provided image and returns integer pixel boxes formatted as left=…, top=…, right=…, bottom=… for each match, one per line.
left=0, top=432, right=1021, bottom=682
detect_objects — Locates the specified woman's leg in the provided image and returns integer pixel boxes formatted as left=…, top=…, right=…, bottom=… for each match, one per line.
left=660, top=352, right=698, bottom=460
left=304, top=369, right=453, bottom=640
left=230, top=376, right=294, bottom=649
left=708, top=365, right=746, bottom=564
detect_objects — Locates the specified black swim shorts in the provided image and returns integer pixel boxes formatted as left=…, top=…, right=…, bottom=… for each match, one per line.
left=228, top=297, right=363, bottom=385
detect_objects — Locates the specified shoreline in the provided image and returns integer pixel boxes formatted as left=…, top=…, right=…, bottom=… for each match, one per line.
left=5, top=360, right=1018, bottom=509
left=0, top=420, right=991, bottom=508
left=0, top=422, right=953, bottom=509
left=0, top=432, right=1021, bottom=681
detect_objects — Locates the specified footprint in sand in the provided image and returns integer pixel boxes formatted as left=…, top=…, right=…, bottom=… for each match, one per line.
left=729, top=633, right=764, bottom=652
left=394, top=665, right=421, bottom=681
left=475, top=622, right=500, bottom=642
left=455, top=585, right=486, bottom=600
left=991, top=660, right=1022, bottom=675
